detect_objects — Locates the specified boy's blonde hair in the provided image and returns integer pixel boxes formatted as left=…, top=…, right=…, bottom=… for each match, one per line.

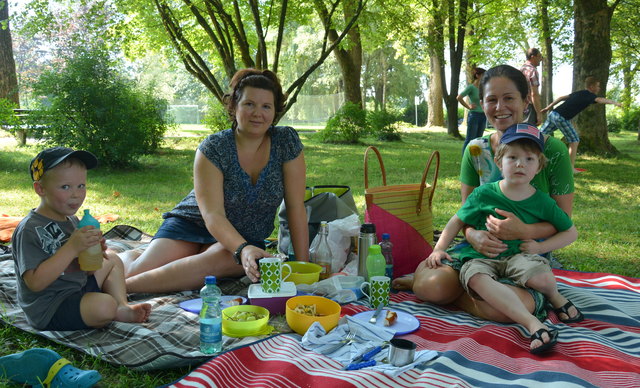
left=495, top=139, right=547, bottom=172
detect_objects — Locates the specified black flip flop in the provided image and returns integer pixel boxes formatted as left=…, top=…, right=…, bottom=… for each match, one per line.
left=553, top=300, right=585, bottom=323
left=529, top=327, right=559, bottom=355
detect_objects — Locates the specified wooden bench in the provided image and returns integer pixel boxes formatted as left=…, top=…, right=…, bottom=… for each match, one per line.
left=1, top=109, right=38, bottom=145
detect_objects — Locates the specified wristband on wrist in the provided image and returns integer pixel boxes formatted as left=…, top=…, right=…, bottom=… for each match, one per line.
left=233, top=242, right=249, bottom=265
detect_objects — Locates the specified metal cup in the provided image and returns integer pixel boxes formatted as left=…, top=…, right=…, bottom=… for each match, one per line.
left=388, top=338, right=416, bottom=367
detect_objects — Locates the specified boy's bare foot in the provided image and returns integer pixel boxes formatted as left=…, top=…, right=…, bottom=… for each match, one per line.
left=115, top=303, right=151, bottom=323
left=391, top=274, right=414, bottom=291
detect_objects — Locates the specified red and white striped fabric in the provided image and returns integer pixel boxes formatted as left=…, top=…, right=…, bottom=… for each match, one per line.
left=168, top=269, right=640, bottom=387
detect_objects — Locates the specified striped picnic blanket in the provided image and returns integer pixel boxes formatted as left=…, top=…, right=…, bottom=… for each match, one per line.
left=167, top=269, right=640, bottom=387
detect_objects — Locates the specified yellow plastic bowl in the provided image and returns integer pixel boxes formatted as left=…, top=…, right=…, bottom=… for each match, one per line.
left=283, top=261, right=322, bottom=285
left=286, top=295, right=341, bottom=335
left=222, top=305, right=269, bottom=336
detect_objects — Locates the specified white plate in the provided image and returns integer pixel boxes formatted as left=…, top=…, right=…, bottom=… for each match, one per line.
left=179, top=295, right=247, bottom=314
left=352, top=309, right=420, bottom=336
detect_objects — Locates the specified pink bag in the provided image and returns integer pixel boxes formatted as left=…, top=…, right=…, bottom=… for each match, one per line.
left=364, top=146, right=440, bottom=278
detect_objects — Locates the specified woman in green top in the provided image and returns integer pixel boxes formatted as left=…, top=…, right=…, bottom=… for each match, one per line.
left=458, top=67, right=487, bottom=154
left=397, top=65, right=578, bottom=323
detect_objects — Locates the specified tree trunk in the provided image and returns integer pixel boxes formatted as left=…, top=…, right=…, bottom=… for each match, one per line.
left=334, top=0, right=363, bottom=107
left=440, top=0, right=468, bottom=139
left=573, top=0, right=618, bottom=155
left=621, top=59, right=633, bottom=111
left=316, top=0, right=363, bottom=108
left=335, top=55, right=363, bottom=107
left=538, top=0, right=553, bottom=108
left=0, top=2, right=23, bottom=144
left=427, top=53, right=445, bottom=127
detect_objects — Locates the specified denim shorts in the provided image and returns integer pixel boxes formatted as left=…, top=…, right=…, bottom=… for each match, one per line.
left=154, top=216, right=216, bottom=244
left=154, top=216, right=267, bottom=250
left=44, top=275, right=101, bottom=331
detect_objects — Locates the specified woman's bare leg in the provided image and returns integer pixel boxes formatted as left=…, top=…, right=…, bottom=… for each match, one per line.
left=125, top=242, right=245, bottom=293
left=122, top=238, right=203, bottom=277
left=411, top=261, right=465, bottom=305
left=454, top=284, right=536, bottom=322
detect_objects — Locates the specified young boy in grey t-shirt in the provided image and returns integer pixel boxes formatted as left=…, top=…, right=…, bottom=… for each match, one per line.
left=12, top=147, right=151, bottom=330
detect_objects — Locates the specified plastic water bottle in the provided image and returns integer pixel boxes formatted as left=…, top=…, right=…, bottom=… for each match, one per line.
left=77, top=209, right=103, bottom=271
left=287, top=239, right=296, bottom=261
left=379, top=233, right=393, bottom=279
left=311, top=221, right=332, bottom=280
left=366, top=244, right=386, bottom=280
left=200, top=276, right=222, bottom=354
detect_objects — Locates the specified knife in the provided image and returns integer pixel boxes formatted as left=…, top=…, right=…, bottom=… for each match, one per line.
left=369, top=304, right=384, bottom=324
left=344, top=344, right=388, bottom=370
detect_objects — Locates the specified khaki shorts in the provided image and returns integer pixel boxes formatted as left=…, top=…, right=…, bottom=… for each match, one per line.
left=459, top=253, right=551, bottom=299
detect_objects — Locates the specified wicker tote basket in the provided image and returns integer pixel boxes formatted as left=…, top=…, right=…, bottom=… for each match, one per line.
left=363, top=146, right=440, bottom=278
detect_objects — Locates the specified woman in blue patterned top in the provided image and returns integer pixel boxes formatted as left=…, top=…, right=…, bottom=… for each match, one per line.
left=124, top=69, right=309, bottom=293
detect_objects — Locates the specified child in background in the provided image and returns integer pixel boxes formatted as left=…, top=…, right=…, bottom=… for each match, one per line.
left=540, top=76, right=622, bottom=172
left=12, top=147, right=151, bottom=330
left=424, top=124, right=582, bottom=354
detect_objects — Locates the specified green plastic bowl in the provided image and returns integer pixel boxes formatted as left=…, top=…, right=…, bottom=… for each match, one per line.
left=221, top=305, right=269, bottom=336
left=282, top=261, right=322, bottom=285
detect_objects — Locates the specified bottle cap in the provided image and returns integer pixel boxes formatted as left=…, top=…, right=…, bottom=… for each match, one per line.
left=205, top=275, right=217, bottom=285
left=360, top=223, right=376, bottom=233
left=77, top=209, right=100, bottom=228
left=382, top=233, right=390, bottom=240
left=368, top=244, right=381, bottom=254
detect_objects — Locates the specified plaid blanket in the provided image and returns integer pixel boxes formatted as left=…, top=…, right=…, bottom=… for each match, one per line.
left=167, top=269, right=640, bottom=387
left=0, top=258, right=209, bottom=370
left=0, top=258, right=286, bottom=371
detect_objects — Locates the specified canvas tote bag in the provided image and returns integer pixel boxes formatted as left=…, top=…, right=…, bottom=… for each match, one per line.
left=278, top=185, right=358, bottom=257
left=364, top=146, right=440, bottom=278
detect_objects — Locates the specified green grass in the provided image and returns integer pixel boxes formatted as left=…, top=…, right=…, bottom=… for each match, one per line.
left=0, top=126, right=638, bottom=386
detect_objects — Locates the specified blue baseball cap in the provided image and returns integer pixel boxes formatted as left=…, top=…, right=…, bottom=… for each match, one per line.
left=30, top=147, right=98, bottom=181
left=500, top=123, right=544, bottom=152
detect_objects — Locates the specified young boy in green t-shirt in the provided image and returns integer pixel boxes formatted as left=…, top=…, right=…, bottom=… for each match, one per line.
left=426, top=123, right=582, bottom=355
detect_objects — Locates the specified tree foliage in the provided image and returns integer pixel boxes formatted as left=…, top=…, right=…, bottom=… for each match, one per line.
left=129, top=0, right=365, bottom=120
left=31, top=45, right=170, bottom=167
left=318, top=101, right=367, bottom=143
